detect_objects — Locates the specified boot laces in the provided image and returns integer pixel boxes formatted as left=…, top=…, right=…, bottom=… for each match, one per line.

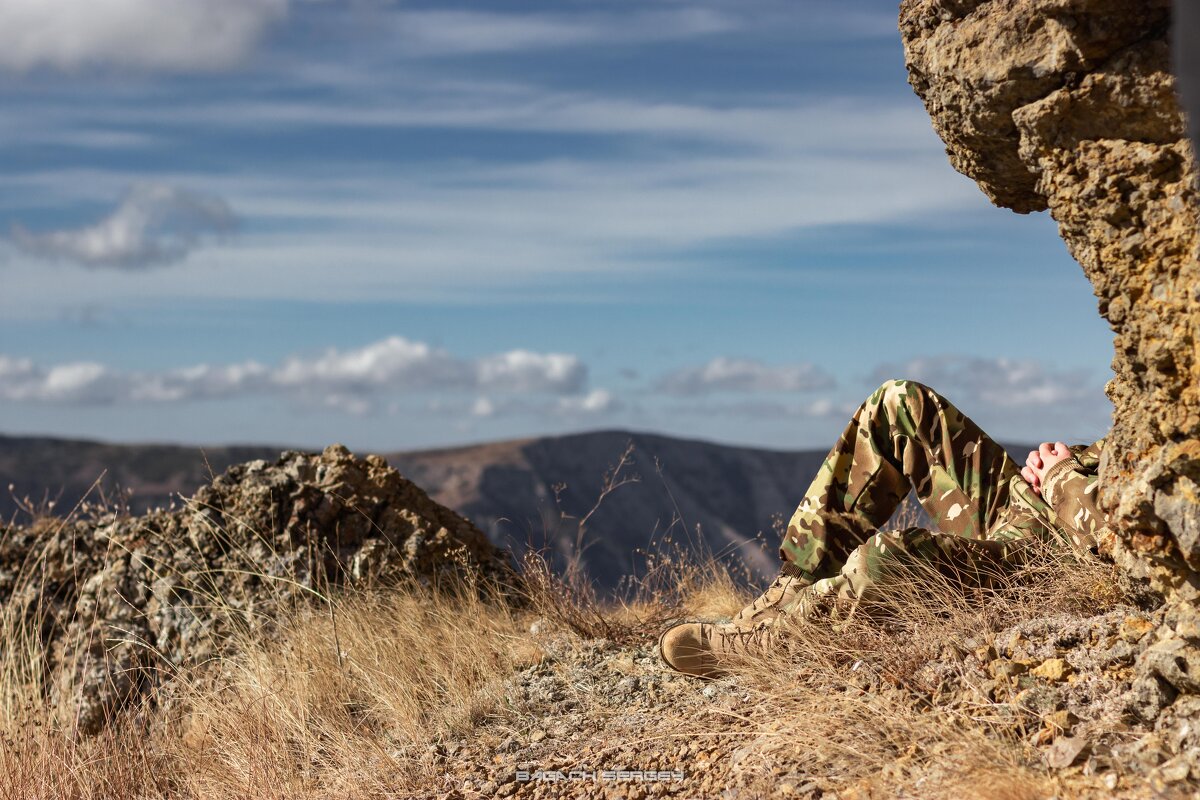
left=735, top=573, right=801, bottom=623
left=715, top=621, right=775, bottom=653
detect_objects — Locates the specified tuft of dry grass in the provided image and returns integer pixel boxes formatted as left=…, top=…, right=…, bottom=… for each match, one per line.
left=0, top=580, right=542, bottom=800
left=667, top=528, right=1139, bottom=799
left=157, top=583, right=541, bottom=798
left=516, top=438, right=765, bottom=645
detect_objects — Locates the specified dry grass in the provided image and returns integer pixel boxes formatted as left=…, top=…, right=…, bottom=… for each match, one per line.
left=158, top=584, right=541, bottom=798
left=0, top=471, right=1143, bottom=799
left=0, top=581, right=542, bottom=799
left=678, top=531, right=1138, bottom=799
left=1, top=485, right=546, bottom=799
left=517, top=439, right=765, bottom=644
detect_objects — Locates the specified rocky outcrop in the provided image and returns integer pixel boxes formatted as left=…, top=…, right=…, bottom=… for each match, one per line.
left=969, top=604, right=1200, bottom=787
left=899, top=1, right=1200, bottom=600
left=0, top=445, right=512, bottom=733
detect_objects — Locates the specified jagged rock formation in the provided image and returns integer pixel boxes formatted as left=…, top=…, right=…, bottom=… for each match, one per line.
left=0, top=444, right=511, bottom=733
left=899, top=2, right=1199, bottom=597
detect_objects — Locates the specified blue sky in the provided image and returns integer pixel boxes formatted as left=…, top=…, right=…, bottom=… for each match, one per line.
left=0, top=0, right=1115, bottom=452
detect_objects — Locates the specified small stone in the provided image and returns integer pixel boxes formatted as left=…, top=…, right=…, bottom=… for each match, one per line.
left=1119, top=616, right=1155, bottom=643
left=1031, top=658, right=1072, bottom=682
left=989, top=659, right=1029, bottom=679
left=530, top=729, right=547, bottom=743
left=974, top=643, right=998, bottom=663
left=1144, top=638, right=1200, bottom=693
left=609, top=654, right=636, bottom=672
left=1155, top=756, right=1191, bottom=784
left=1043, top=709, right=1077, bottom=734
left=1046, top=736, right=1089, bottom=769
left=1036, top=709, right=1078, bottom=744
left=1015, top=685, right=1063, bottom=717
left=1170, top=603, right=1200, bottom=639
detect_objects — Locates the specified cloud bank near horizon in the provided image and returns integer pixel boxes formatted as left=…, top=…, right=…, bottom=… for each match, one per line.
left=0, top=337, right=592, bottom=416
left=0, top=344, right=1109, bottom=426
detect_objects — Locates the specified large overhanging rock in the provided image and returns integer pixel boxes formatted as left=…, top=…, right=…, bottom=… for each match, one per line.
left=0, top=445, right=514, bottom=733
left=900, top=0, right=1200, bottom=601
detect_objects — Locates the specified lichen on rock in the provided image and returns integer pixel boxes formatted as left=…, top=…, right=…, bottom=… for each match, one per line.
left=0, top=444, right=513, bottom=733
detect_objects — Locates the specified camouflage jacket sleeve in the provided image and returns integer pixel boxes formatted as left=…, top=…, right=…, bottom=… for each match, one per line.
left=1041, top=437, right=1107, bottom=551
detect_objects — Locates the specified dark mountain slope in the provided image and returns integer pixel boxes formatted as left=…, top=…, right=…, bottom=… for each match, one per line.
left=391, top=430, right=828, bottom=589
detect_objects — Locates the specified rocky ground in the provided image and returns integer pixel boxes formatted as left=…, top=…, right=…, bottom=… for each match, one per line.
left=422, top=633, right=770, bottom=800
left=414, top=595, right=1199, bottom=799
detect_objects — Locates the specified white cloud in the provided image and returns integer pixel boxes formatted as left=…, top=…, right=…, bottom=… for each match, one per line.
left=129, top=361, right=271, bottom=402
left=867, top=356, right=1102, bottom=409
left=467, top=388, right=622, bottom=419
left=556, top=388, right=621, bottom=415
left=655, top=357, right=836, bottom=396
left=113, top=86, right=939, bottom=155
left=395, top=8, right=734, bottom=56
left=273, top=337, right=470, bottom=392
left=0, top=355, right=121, bottom=404
left=11, top=184, right=236, bottom=269
left=471, top=396, right=496, bottom=418
left=0, top=0, right=287, bottom=72
left=476, top=350, right=587, bottom=394
left=0, top=336, right=590, bottom=412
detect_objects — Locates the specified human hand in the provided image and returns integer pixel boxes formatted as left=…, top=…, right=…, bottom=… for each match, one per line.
left=1020, top=441, right=1073, bottom=496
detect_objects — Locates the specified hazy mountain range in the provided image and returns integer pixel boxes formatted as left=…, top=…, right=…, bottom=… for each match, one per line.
left=0, top=431, right=1030, bottom=591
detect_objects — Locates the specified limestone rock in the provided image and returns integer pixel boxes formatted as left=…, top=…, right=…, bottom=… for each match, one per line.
left=1032, top=657, right=1072, bottom=682
left=899, top=1, right=1200, bottom=600
left=0, top=444, right=513, bottom=733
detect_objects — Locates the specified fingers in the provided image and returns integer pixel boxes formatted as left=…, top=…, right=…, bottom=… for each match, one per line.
left=1020, top=465, right=1042, bottom=495
left=1055, top=441, right=1071, bottom=457
left=1026, top=450, right=1042, bottom=470
left=1039, top=442, right=1057, bottom=460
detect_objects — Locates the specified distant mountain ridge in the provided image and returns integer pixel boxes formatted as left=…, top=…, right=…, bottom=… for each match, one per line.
left=391, top=431, right=831, bottom=588
left=0, top=431, right=828, bottom=588
left=0, top=431, right=1035, bottom=591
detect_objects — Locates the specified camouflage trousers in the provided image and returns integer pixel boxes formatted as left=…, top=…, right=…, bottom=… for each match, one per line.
left=779, top=379, right=1062, bottom=616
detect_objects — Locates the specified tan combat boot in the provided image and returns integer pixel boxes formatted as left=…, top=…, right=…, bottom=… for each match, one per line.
left=657, top=619, right=778, bottom=678
left=658, top=563, right=813, bottom=678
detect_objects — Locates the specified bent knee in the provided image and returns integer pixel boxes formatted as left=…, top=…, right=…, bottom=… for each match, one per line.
left=872, top=378, right=935, bottom=405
